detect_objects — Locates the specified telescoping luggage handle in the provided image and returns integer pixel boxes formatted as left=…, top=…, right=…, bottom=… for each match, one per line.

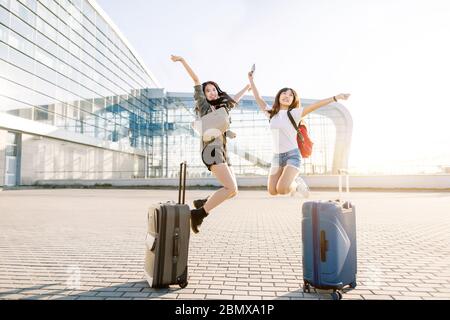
left=338, top=168, right=352, bottom=209
left=178, top=161, right=187, bottom=205
left=338, top=168, right=349, bottom=200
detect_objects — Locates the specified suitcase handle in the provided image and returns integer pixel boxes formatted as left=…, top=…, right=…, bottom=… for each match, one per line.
left=320, top=230, right=328, bottom=262
left=173, top=229, right=180, bottom=257
left=178, top=162, right=187, bottom=204
left=338, top=169, right=350, bottom=202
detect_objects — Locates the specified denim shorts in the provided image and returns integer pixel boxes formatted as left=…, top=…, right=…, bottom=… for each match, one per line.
left=270, top=148, right=301, bottom=175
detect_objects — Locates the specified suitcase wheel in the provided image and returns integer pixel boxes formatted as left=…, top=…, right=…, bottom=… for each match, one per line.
left=349, top=281, right=357, bottom=289
left=302, top=282, right=311, bottom=293
left=179, top=281, right=188, bottom=289
left=331, top=291, right=343, bottom=300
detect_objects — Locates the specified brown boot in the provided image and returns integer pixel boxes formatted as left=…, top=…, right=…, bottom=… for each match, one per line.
left=190, top=207, right=208, bottom=234
left=193, top=197, right=209, bottom=209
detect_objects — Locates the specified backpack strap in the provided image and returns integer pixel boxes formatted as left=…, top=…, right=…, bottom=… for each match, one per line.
left=287, top=109, right=305, bottom=143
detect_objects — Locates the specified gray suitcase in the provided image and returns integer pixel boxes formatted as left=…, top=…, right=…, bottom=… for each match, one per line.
left=144, top=162, right=190, bottom=288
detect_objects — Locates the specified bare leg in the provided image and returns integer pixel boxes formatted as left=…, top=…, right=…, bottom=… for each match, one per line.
left=226, top=166, right=238, bottom=200
left=203, top=164, right=238, bottom=213
left=276, top=165, right=300, bottom=195
left=267, top=167, right=283, bottom=196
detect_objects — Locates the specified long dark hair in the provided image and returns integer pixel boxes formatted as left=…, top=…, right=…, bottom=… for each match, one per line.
left=202, top=81, right=237, bottom=109
left=269, top=87, right=300, bottom=120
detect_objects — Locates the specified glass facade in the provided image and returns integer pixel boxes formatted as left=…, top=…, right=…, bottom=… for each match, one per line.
left=158, top=95, right=337, bottom=178
left=1, top=0, right=340, bottom=180
left=0, top=0, right=159, bottom=151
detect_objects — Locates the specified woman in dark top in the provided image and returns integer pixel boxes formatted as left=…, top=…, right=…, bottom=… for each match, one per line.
left=171, top=55, right=250, bottom=234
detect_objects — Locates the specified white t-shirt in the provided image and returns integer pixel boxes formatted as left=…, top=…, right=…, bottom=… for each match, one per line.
left=265, top=104, right=304, bottom=154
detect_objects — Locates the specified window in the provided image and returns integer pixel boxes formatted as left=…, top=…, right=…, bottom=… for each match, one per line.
left=55, top=112, right=66, bottom=128
left=70, top=0, right=83, bottom=11
left=5, top=144, right=17, bottom=156
left=34, top=106, right=54, bottom=125
left=67, top=1, right=82, bottom=26
left=82, top=1, right=95, bottom=22
left=56, top=2, right=69, bottom=23
left=34, top=46, right=52, bottom=67
left=56, top=33, right=69, bottom=52
left=68, top=34, right=81, bottom=57
left=8, top=30, right=34, bottom=57
left=0, top=0, right=10, bottom=10
left=0, top=40, right=8, bottom=60
left=8, top=46, right=34, bottom=72
left=57, top=19, right=70, bottom=38
left=30, top=79, right=57, bottom=101
left=35, top=59, right=58, bottom=84
left=10, top=0, right=35, bottom=26
left=80, top=99, right=92, bottom=112
left=36, top=16, right=57, bottom=41
left=0, top=22, right=8, bottom=42
left=39, top=0, right=58, bottom=16
left=7, top=107, right=32, bottom=120
left=66, top=103, right=79, bottom=120
left=18, top=0, right=37, bottom=12
left=59, top=60, right=73, bottom=78
left=65, top=116, right=76, bottom=132
left=95, top=16, right=108, bottom=37
left=35, top=31, right=57, bottom=54
left=6, top=61, right=35, bottom=88
left=54, top=86, right=69, bottom=102
left=0, top=6, right=10, bottom=26
left=37, top=1, right=57, bottom=28
left=10, top=13, right=33, bottom=40
left=83, top=26, right=95, bottom=47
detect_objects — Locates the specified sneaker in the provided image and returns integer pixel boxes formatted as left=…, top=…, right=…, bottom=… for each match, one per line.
left=291, top=177, right=310, bottom=198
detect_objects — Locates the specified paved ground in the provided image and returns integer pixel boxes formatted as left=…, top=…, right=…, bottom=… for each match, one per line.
left=0, top=189, right=449, bottom=300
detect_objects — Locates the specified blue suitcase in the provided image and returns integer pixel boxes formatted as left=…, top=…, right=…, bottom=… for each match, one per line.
left=302, top=191, right=357, bottom=300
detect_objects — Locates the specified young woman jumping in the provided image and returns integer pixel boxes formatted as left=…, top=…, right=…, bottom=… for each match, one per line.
left=171, top=55, right=250, bottom=233
left=248, top=70, right=350, bottom=197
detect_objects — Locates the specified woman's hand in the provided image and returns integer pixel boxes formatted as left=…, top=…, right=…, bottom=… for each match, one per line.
left=335, top=93, right=351, bottom=101
left=171, top=55, right=184, bottom=62
left=171, top=55, right=200, bottom=85
left=247, top=72, right=267, bottom=111
left=248, top=71, right=254, bottom=82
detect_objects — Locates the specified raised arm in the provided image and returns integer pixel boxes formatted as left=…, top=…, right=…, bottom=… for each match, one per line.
left=233, top=84, right=252, bottom=104
left=171, top=55, right=201, bottom=86
left=248, top=71, right=269, bottom=113
left=302, top=93, right=351, bottom=117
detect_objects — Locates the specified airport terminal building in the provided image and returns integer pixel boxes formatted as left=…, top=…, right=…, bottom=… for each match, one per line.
left=0, top=0, right=352, bottom=187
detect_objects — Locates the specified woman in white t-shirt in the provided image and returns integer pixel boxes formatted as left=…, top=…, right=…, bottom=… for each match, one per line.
left=248, top=71, right=350, bottom=197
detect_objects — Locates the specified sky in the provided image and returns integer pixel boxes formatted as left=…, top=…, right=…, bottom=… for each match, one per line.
left=97, top=0, right=450, bottom=172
